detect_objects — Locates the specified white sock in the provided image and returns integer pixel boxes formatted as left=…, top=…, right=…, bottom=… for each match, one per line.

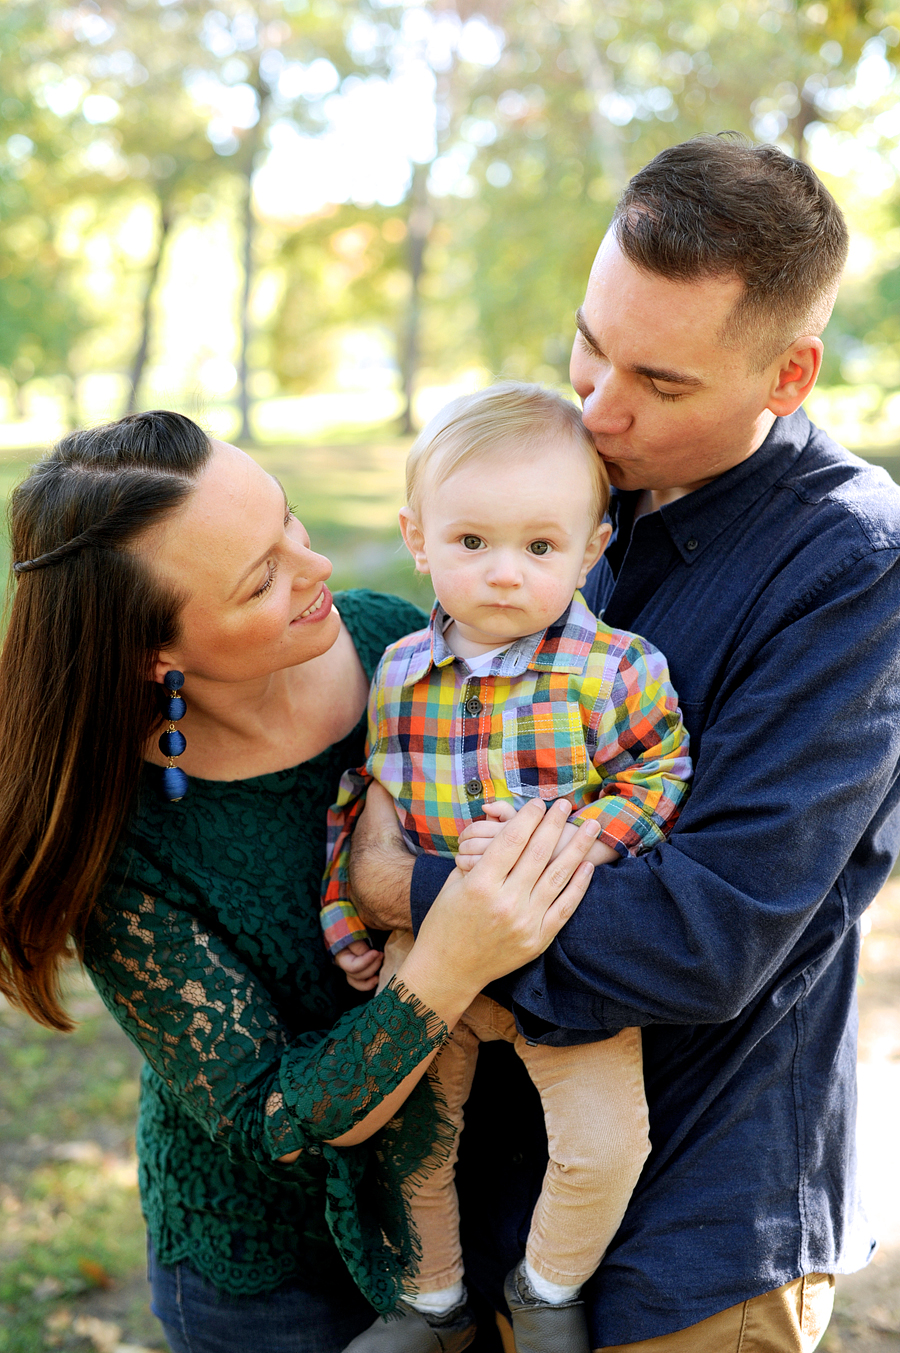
left=523, top=1260, right=582, bottom=1305
left=406, top=1282, right=465, bottom=1315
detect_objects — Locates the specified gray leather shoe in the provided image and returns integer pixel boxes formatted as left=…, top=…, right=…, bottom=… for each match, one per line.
left=503, top=1261, right=589, bottom=1353
left=342, top=1297, right=476, bottom=1352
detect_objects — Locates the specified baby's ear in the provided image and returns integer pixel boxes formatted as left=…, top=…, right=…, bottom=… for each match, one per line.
left=578, top=521, right=613, bottom=586
left=399, top=507, right=431, bottom=574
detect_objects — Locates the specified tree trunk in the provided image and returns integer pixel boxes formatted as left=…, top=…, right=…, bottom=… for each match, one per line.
left=236, top=155, right=256, bottom=445
left=566, top=6, right=627, bottom=194
left=399, top=164, right=433, bottom=436
left=791, top=90, right=820, bottom=163
left=125, top=197, right=173, bottom=415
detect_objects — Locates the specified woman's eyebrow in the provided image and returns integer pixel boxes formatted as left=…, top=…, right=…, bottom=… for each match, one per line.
left=227, top=477, right=290, bottom=598
left=271, top=474, right=289, bottom=510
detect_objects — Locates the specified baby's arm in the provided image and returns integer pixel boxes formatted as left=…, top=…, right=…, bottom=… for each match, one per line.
left=457, top=802, right=619, bottom=871
left=322, top=765, right=386, bottom=991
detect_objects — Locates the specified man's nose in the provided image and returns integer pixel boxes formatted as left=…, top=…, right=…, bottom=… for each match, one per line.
left=580, top=371, right=632, bottom=437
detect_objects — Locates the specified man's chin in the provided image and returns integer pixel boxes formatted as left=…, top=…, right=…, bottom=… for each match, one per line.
left=601, top=459, right=640, bottom=491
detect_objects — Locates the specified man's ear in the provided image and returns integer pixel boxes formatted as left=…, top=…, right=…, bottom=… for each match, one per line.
left=578, top=521, right=613, bottom=588
left=765, top=336, right=823, bottom=417
left=399, top=507, right=431, bottom=575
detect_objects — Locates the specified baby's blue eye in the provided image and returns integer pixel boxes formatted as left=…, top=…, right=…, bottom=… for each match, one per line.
left=462, top=535, right=483, bottom=550
left=528, top=541, right=551, bottom=556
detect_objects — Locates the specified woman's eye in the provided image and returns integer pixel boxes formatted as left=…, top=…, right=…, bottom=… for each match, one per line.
left=528, top=541, right=551, bottom=556
left=285, top=502, right=298, bottom=526
left=253, top=562, right=277, bottom=597
left=462, top=535, right=483, bottom=551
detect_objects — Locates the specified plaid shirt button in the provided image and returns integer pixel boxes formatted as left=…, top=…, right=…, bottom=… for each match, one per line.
left=465, top=697, right=483, bottom=716
left=465, top=778, right=483, bottom=796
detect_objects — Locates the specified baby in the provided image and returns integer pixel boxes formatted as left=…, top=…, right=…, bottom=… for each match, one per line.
left=322, top=382, right=691, bottom=1353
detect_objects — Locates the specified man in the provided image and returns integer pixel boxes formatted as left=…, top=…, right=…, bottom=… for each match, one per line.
left=351, top=135, right=900, bottom=1351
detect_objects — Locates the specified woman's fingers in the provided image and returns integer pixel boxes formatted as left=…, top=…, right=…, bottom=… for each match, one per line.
left=509, top=808, right=601, bottom=900
left=470, top=798, right=563, bottom=881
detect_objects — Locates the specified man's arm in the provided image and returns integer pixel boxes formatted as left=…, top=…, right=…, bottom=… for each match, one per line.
left=347, top=778, right=416, bottom=931
left=414, top=548, right=900, bottom=1033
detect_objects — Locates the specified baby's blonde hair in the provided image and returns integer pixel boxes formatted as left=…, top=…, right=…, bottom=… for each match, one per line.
left=406, top=382, right=609, bottom=529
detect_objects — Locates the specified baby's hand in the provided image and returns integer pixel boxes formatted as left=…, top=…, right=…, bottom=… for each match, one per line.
left=456, top=801, right=517, bottom=871
left=552, top=820, right=620, bottom=867
left=335, top=940, right=384, bottom=992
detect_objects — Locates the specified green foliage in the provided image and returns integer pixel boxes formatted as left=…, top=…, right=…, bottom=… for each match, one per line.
left=2, top=0, right=900, bottom=421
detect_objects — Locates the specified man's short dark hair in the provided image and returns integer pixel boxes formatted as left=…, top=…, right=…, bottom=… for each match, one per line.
left=611, top=133, right=849, bottom=370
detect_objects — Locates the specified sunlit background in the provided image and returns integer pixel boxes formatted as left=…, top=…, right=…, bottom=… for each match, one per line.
left=1, top=3, right=900, bottom=1351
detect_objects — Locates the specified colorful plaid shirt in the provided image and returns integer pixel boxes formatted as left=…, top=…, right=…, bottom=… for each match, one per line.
left=321, top=590, right=691, bottom=955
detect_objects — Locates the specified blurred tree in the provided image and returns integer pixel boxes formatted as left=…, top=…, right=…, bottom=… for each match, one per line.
left=425, top=0, right=900, bottom=385
left=42, top=1, right=228, bottom=414
left=164, top=0, right=374, bottom=442
left=0, top=2, right=90, bottom=422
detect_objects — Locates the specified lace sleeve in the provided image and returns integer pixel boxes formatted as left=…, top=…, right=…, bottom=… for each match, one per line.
left=84, top=889, right=449, bottom=1165
left=84, top=888, right=454, bottom=1312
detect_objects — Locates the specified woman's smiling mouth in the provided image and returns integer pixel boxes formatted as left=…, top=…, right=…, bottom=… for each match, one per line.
left=294, top=586, right=332, bottom=623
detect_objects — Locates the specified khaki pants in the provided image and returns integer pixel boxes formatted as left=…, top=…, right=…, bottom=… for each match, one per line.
left=380, top=930, right=651, bottom=1292
left=593, top=1273, right=835, bottom=1352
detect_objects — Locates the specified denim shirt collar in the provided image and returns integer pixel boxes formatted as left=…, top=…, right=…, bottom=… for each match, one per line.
left=611, top=408, right=813, bottom=565
left=400, top=590, right=598, bottom=686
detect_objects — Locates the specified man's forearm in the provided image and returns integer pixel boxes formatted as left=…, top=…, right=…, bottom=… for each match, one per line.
left=349, top=842, right=415, bottom=930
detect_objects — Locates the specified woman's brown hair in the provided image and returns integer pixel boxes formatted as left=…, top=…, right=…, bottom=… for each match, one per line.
left=0, top=411, right=212, bottom=1030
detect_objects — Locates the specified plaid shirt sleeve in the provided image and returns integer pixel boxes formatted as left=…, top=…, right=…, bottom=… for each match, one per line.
left=320, top=764, right=374, bottom=956
left=570, top=637, right=692, bottom=857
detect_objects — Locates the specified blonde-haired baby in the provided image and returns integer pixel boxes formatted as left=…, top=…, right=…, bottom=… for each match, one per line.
left=322, top=382, right=691, bottom=1353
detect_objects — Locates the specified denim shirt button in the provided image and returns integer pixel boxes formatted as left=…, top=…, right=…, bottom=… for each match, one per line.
left=686, top=538, right=699, bottom=551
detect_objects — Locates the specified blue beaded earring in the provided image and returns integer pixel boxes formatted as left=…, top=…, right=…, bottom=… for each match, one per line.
left=159, top=670, right=188, bottom=802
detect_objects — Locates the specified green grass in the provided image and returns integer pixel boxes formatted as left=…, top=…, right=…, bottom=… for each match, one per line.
left=0, top=971, right=159, bottom=1352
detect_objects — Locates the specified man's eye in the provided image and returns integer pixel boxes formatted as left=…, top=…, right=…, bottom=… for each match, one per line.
left=462, top=535, right=483, bottom=550
left=528, top=541, right=551, bottom=556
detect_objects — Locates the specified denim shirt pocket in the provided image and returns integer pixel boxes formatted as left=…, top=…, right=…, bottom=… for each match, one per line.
left=502, top=701, right=589, bottom=799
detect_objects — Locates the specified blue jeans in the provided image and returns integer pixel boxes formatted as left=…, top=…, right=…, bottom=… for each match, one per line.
left=147, top=1242, right=373, bottom=1353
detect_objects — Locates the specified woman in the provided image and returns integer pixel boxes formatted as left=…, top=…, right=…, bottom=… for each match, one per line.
left=0, top=411, right=597, bottom=1353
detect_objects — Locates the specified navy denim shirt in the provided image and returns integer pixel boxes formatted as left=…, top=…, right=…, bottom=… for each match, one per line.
left=410, top=409, right=900, bottom=1345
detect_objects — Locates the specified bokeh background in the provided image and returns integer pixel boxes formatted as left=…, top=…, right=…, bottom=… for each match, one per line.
left=1, top=2, right=900, bottom=1351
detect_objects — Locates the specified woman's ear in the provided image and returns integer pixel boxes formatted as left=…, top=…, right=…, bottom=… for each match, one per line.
left=151, top=652, right=179, bottom=685
left=399, top=507, right=431, bottom=575
left=578, top=521, right=613, bottom=588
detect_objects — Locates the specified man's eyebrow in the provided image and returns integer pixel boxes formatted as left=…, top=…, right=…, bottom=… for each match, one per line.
left=574, top=306, right=704, bottom=388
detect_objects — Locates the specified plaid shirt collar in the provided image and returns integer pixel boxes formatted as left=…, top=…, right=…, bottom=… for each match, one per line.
left=400, top=590, right=598, bottom=686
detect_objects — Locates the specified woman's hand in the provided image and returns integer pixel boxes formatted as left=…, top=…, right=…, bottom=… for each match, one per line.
left=455, top=800, right=517, bottom=871
left=396, top=797, right=598, bottom=1029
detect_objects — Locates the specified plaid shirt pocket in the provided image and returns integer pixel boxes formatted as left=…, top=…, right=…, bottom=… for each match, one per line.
left=502, top=701, right=589, bottom=799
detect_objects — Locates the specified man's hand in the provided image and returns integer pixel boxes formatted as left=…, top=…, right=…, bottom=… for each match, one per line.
left=335, top=940, right=384, bottom=992
left=347, top=780, right=416, bottom=930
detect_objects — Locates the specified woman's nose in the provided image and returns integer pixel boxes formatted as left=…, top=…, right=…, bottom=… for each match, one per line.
left=292, top=545, right=333, bottom=587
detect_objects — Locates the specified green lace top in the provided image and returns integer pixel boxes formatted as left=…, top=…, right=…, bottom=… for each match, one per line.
left=83, top=590, right=448, bottom=1312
